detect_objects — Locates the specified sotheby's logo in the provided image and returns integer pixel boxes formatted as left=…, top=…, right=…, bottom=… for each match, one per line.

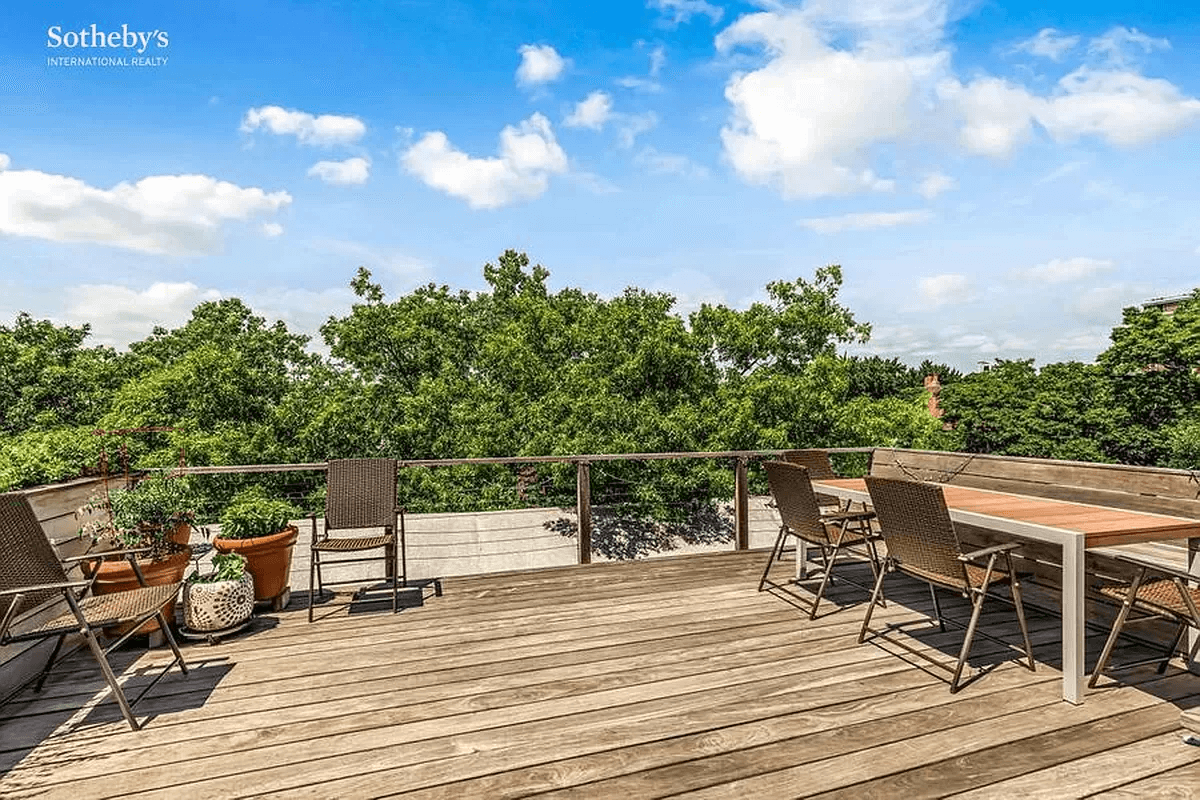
left=45, top=24, right=170, bottom=68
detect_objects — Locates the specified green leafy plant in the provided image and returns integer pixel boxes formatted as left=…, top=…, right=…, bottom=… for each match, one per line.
left=188, top=551, right=247, bottom=584
left=218, top=487, right=299, bottom=540
left=77, top=474, right=195, bottom=558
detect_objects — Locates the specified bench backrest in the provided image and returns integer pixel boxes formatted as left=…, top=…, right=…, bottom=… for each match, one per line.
left=869, top=448, right=1200, bottom=520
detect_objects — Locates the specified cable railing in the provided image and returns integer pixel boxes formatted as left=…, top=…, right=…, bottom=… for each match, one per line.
left=162, top=448, right=876, bottom=564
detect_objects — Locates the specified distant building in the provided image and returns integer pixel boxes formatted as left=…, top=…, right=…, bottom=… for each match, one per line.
left=1142, top=292, right=1194, bottom=315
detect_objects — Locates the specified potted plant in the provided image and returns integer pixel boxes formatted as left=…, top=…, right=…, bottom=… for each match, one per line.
left=183, top=552, right=255, bottom=635
left=76, top=474, right=196, bottom=634
left=212, top=487, right=300, bottom=610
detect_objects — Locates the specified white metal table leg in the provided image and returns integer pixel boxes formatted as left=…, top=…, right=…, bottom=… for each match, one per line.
left=795, top=538, right=808, bottom=581
left=1062, top=536, right=1086, bottom=704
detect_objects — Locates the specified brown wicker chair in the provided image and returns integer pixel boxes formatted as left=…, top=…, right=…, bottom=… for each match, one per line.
left=779, top=449, right=843, bottom=510
left=0, top=492, right=188, bottom=731
left=759, top=461, right=882, bottom=619
left=1088, top=553, right=1200, bottom=687
left=859, top=477, right=1035, bottom=693
left=309, top=459, right=441, bottom=622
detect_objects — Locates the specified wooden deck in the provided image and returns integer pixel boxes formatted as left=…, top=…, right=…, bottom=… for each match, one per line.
left=1, top=550, right=1199, bottom=798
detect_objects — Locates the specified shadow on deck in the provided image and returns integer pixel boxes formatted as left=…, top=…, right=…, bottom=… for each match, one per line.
left=1, top=550, right=1199, bottom=798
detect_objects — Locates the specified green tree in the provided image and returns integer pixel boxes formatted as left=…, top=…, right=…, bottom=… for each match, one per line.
left=1096, top=291, right=1200, bottom=465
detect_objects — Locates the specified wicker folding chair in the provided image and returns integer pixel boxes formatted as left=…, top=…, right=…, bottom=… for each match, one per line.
left=859, top=477, right=1035, bottom=693
left=1088, top=553, right=1200, bottom=687
left=309, top=459, right=441, bottom=622
left=0, top=492, right=188, bottom=731
left=759, top=461, right=882, bottom=619
left=779, top=449, right=843, bottom=511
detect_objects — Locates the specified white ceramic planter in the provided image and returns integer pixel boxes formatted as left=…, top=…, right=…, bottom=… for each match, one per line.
left=183, top=573, right=255, bottom=632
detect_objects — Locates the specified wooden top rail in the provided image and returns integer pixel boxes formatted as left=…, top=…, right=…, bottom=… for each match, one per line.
left=160, top=448, right=875, bottom=475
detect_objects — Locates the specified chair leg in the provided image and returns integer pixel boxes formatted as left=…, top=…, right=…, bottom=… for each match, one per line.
left=157, top=611, right=189, bottom=677
left=950, top=587, right=988, bottom=693
left=809, top=541, right=840, bottom=620
left=1089, top=568, right=1146, bottom=688
left=308, top=547, right=318, bottom=623
left=929, top=585, right=946, bottom=633
left=399, top=515, right=408, bottom=589
left=864, top=537, right=887, bottom=609
left=81, top=626, right=140, bottom=731
left=858, top=563, right=889, bottom=644
left=758, top=525, right=789, bottom=592
left=1157, top=622, right=1188, bottom=674
left=1006, top=554, right=1035, bottom=672
left=391, top=541, right=398, bottom=614
left=34, top=634, right=66, bottom=693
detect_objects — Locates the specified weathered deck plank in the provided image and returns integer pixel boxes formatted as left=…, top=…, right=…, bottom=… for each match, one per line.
left=1, top=550, right=1196, bottom=799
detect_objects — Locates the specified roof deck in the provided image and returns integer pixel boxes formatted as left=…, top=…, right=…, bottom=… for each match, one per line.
left=2, top=550, right=1198, bottom=798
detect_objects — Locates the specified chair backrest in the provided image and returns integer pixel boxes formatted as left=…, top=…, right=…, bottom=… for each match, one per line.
left=864, top=476, right=965, bottom=585
left=764, top=461, right=829, bottom=545
left=780, top=449, right=840, bottom=507
left=325, top=459, right=398, bottom=531
left=0, top=492, right=68, bottom=621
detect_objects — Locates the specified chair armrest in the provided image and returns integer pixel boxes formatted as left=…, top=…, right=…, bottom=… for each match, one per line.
left=959, top=542, right=1022, bottom=562
left=1108, top=552, right=1200, bottom=584
left=0, top=581, right=89, bottom=597
left=820, top=510, right=875, bottom=523
left=61, top=547, right=152, bottom=565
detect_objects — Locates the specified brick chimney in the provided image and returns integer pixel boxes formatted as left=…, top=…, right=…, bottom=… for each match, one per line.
left=923, top=374, right=943, bottom=418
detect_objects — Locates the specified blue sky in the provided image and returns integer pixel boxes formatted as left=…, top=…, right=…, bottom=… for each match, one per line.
left=2, top=0, right=1198, bottom=370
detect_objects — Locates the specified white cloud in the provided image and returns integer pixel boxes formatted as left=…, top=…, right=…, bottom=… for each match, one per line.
left=240, top=106, right=366, bottom=146
left=400, top=113, right=569, bottom=209
left=1089, top=26, right=1170, bottom=66
left=1069, top=283, right=1145, bottom=324
left=61, top=282, right=223, bottom=347
left=615, top=76, right=663, bottom=93
left=1013, top=28, right=1079, bottom=61
left=798, top=209, right=932, bottom=233
left=308, top=238, right=432, bottom=283
left=55, top=281, right=367, bottom=353
left=564, top=171, right=622, bottom=195
left=649, top=44, right=667, bottom=76
left=649, top=0, right=724, bottom=26
left=0, top=153, right=9, bottom=171
left=616, top=112, right=659, bottom=148
left=261, top=222, right=284, bottom=237
left=1083, top=179, right=1154, bottom=210
left=634, top=147, right=710, bottom=178
left=942, top=67, right=1200, bottom=156
left=564, top=91, right=614, bottom=130
left=307, top=156, right=371, bottom=185
left=936, top=76, right=1039, bottom=158
left=919, top=273, right=972, bottom=307
left=0, top=168, right=291, bottom=255
left=1017, top=256, right=1113, bottom=283
left=917, top=172, right=955, bottom=199
left=516, top=44, right=568, bottom=87
left=716, top=6, right=948, bottom=197
left=1035, top=160, right=1085, bottom=185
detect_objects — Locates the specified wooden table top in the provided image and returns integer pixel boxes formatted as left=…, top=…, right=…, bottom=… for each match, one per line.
left=815, top=478, right=1200, bottom=548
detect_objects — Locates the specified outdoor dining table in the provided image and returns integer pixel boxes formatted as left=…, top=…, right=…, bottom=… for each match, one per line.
left=811, top=477, right=1200, bottom=704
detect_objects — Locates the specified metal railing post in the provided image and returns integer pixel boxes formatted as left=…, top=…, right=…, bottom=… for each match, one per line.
left=576, top=460, right=592, bottom=564
left=734, top=456, right=749, bottom=550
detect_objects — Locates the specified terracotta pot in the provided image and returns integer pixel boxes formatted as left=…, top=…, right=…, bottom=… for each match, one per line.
left=87, top=547, right=192, bottom=635
left=212, top=526, right=298, bottom=602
